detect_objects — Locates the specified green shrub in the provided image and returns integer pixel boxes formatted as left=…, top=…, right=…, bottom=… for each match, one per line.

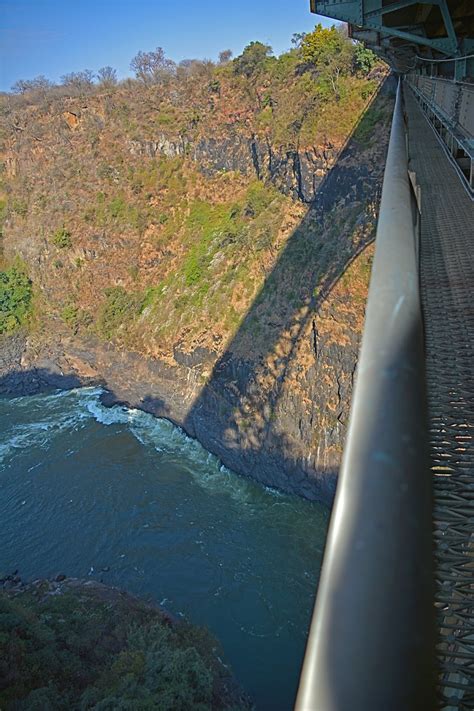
left=109, top=195, right=127, bottom=219
left=0, top=265, right=32, bottom=334
left=128, top=264, right=139, bottom=281
left=97, top=286, right=143, bottom=339
left=182, top=200, right=237, bottom=288
left=60, top=304, right=92, bottom=330
left=51, top=227, right=72, bottom=249
left=243, top=181, right=277, bottom=217
left=0, top=586, right=251, bottom=710
left=0, top=198, right=7, bottom=225
left=156, top=110, right=175, bottom=126
left=353, top=43, right=377, bottom=75
left=11, top=198, right=28, bottom=218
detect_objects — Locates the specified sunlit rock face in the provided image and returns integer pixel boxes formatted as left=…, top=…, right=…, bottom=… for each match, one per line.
left=0, top=66, right=394, bottom=503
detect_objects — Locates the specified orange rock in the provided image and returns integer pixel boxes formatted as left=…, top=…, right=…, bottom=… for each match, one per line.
left=63, top=111, right=79, bottom=129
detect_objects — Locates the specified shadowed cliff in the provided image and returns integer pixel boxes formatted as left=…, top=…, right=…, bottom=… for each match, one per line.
left=0, top=78, right=395, bottom=504
left=180, top=79, right=395, bottom=501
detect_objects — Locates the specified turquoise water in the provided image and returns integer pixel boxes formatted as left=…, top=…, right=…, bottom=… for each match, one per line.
left=0, top=387, right=328, bottom=710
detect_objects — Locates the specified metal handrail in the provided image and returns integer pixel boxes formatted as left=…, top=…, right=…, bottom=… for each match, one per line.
left=295, top=80, right=436, bottom=710
left=406, top=75, right=474, bottom=196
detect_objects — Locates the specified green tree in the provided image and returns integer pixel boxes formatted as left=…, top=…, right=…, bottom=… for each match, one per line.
left=301, top=24, right=354, bottom=98
left=0, top=588, right=251, bottom=709
left=353, top=43, right=377, bottom=74
left=0, top=266, right=32, bottom=333
left=291, top=32, right=306, bottom=48
left=233, top=41, right=273, bottom=78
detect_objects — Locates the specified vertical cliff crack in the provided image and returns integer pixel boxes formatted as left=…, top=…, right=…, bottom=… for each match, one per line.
left=311, top=320, right=318, bottom=361
left=335, top=372, right=345, bottom=425
left=292, top=151, right=304, bottom=202
left=250, top=135, right=261, bottom=180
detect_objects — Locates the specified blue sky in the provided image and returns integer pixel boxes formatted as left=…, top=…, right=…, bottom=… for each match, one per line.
left=0, top=0, right=334, bottom=91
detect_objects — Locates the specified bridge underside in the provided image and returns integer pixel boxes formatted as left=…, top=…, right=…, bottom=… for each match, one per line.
left=313, top=0, right=474, bottom=77
left=405, top=86, right=474, bottom=707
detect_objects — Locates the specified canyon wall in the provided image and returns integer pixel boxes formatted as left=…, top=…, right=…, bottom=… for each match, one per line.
left=0, top=74, right=395, bottom=503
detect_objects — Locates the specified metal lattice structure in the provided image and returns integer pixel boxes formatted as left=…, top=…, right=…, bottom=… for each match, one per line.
left=312, top=0, right=474, bottom=77
left=405, top=87, right=474, bottom=709
left=406, top=75, right=474, bottom=194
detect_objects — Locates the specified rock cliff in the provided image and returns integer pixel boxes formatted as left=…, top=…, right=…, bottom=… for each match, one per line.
left=0, top=56, right=394, bottom=504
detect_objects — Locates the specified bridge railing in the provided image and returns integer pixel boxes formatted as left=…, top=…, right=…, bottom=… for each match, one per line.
left=295, top=79, right=436, bottom=710
left=408, top=74, right=474, bottom=138
left=406, top=74, right=474, bottom=195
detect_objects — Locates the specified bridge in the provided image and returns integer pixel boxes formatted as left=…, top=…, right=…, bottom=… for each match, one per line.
left=296, top=2, right=474, bottom=709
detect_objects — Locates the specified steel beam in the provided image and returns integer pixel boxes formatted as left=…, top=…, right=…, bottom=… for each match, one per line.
left=437, top=0, right=459, bottom=49
left=363, top=0, right=459, bottom=49
left=315, top=0, right=466, bottom=58
left=315, top=1, right=458, bottom=54
left=364, top=0, right=420, bottom=20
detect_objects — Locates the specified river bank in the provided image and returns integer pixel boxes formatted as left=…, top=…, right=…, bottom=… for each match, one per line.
left=0, top=572, right=253, bottom=710
left=0, top=327, right=340, bottom=504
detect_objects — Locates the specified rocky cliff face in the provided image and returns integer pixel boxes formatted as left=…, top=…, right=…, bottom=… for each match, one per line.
left=0, top=236, right=372, bottom=505
left=128, top=132, right=338, bottom=203
left=0, top=77, right=395, bottom=504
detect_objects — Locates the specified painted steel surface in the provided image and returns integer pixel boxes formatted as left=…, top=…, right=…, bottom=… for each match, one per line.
left=313, top=0, right=474, bottom=77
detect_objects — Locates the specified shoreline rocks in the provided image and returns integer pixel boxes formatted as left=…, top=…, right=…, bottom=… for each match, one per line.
left=0, top=330, right=339, bottom=505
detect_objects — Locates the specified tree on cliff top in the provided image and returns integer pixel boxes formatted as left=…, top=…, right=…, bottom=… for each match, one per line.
left=11, top=75, right=54, bottom=94
left=130, top=47, right=176, bottom=85
left=97, top=66, right=118, bottom=89
left=301, top=24, right=354, bottom=98
left=218, top=49, right=233, bottom=65
left=301, top=24, right=377, bottom=80
left=301, top=24, right=347, bottom=65
left=353, top=42, right=378, bottom=74
left=60, top=70, right=95, bottom=93
left=233, top=41, right=273, bottom=78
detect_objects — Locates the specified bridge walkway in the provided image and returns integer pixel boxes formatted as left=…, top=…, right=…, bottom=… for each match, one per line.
left=405, top=87, right=474, bottom=708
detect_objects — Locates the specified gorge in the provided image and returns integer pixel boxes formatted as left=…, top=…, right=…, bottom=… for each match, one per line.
left=0, top=27, right=393, bottom=708
left=0, top=32, right=393, bottom=504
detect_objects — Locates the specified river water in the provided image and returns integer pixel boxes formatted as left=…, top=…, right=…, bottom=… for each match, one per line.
left=0, top=387, right=328, bottom=710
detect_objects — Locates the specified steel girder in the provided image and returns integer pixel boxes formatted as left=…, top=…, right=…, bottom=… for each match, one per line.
left=312, top=0, right=474, bottom=75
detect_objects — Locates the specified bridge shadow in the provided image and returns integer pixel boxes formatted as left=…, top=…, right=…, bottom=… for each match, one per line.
left=182, top=76, right=396, bottom=503
left=0, top=77, right=395, bottom=506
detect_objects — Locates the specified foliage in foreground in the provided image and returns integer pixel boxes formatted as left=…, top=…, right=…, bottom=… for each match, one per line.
left=0, top=584, right=251, bottom=710
left=0, top=265, right=32, bottom=334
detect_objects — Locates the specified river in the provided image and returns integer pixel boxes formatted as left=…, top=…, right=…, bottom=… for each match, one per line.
left=0, top=386, right=328, bottom=710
